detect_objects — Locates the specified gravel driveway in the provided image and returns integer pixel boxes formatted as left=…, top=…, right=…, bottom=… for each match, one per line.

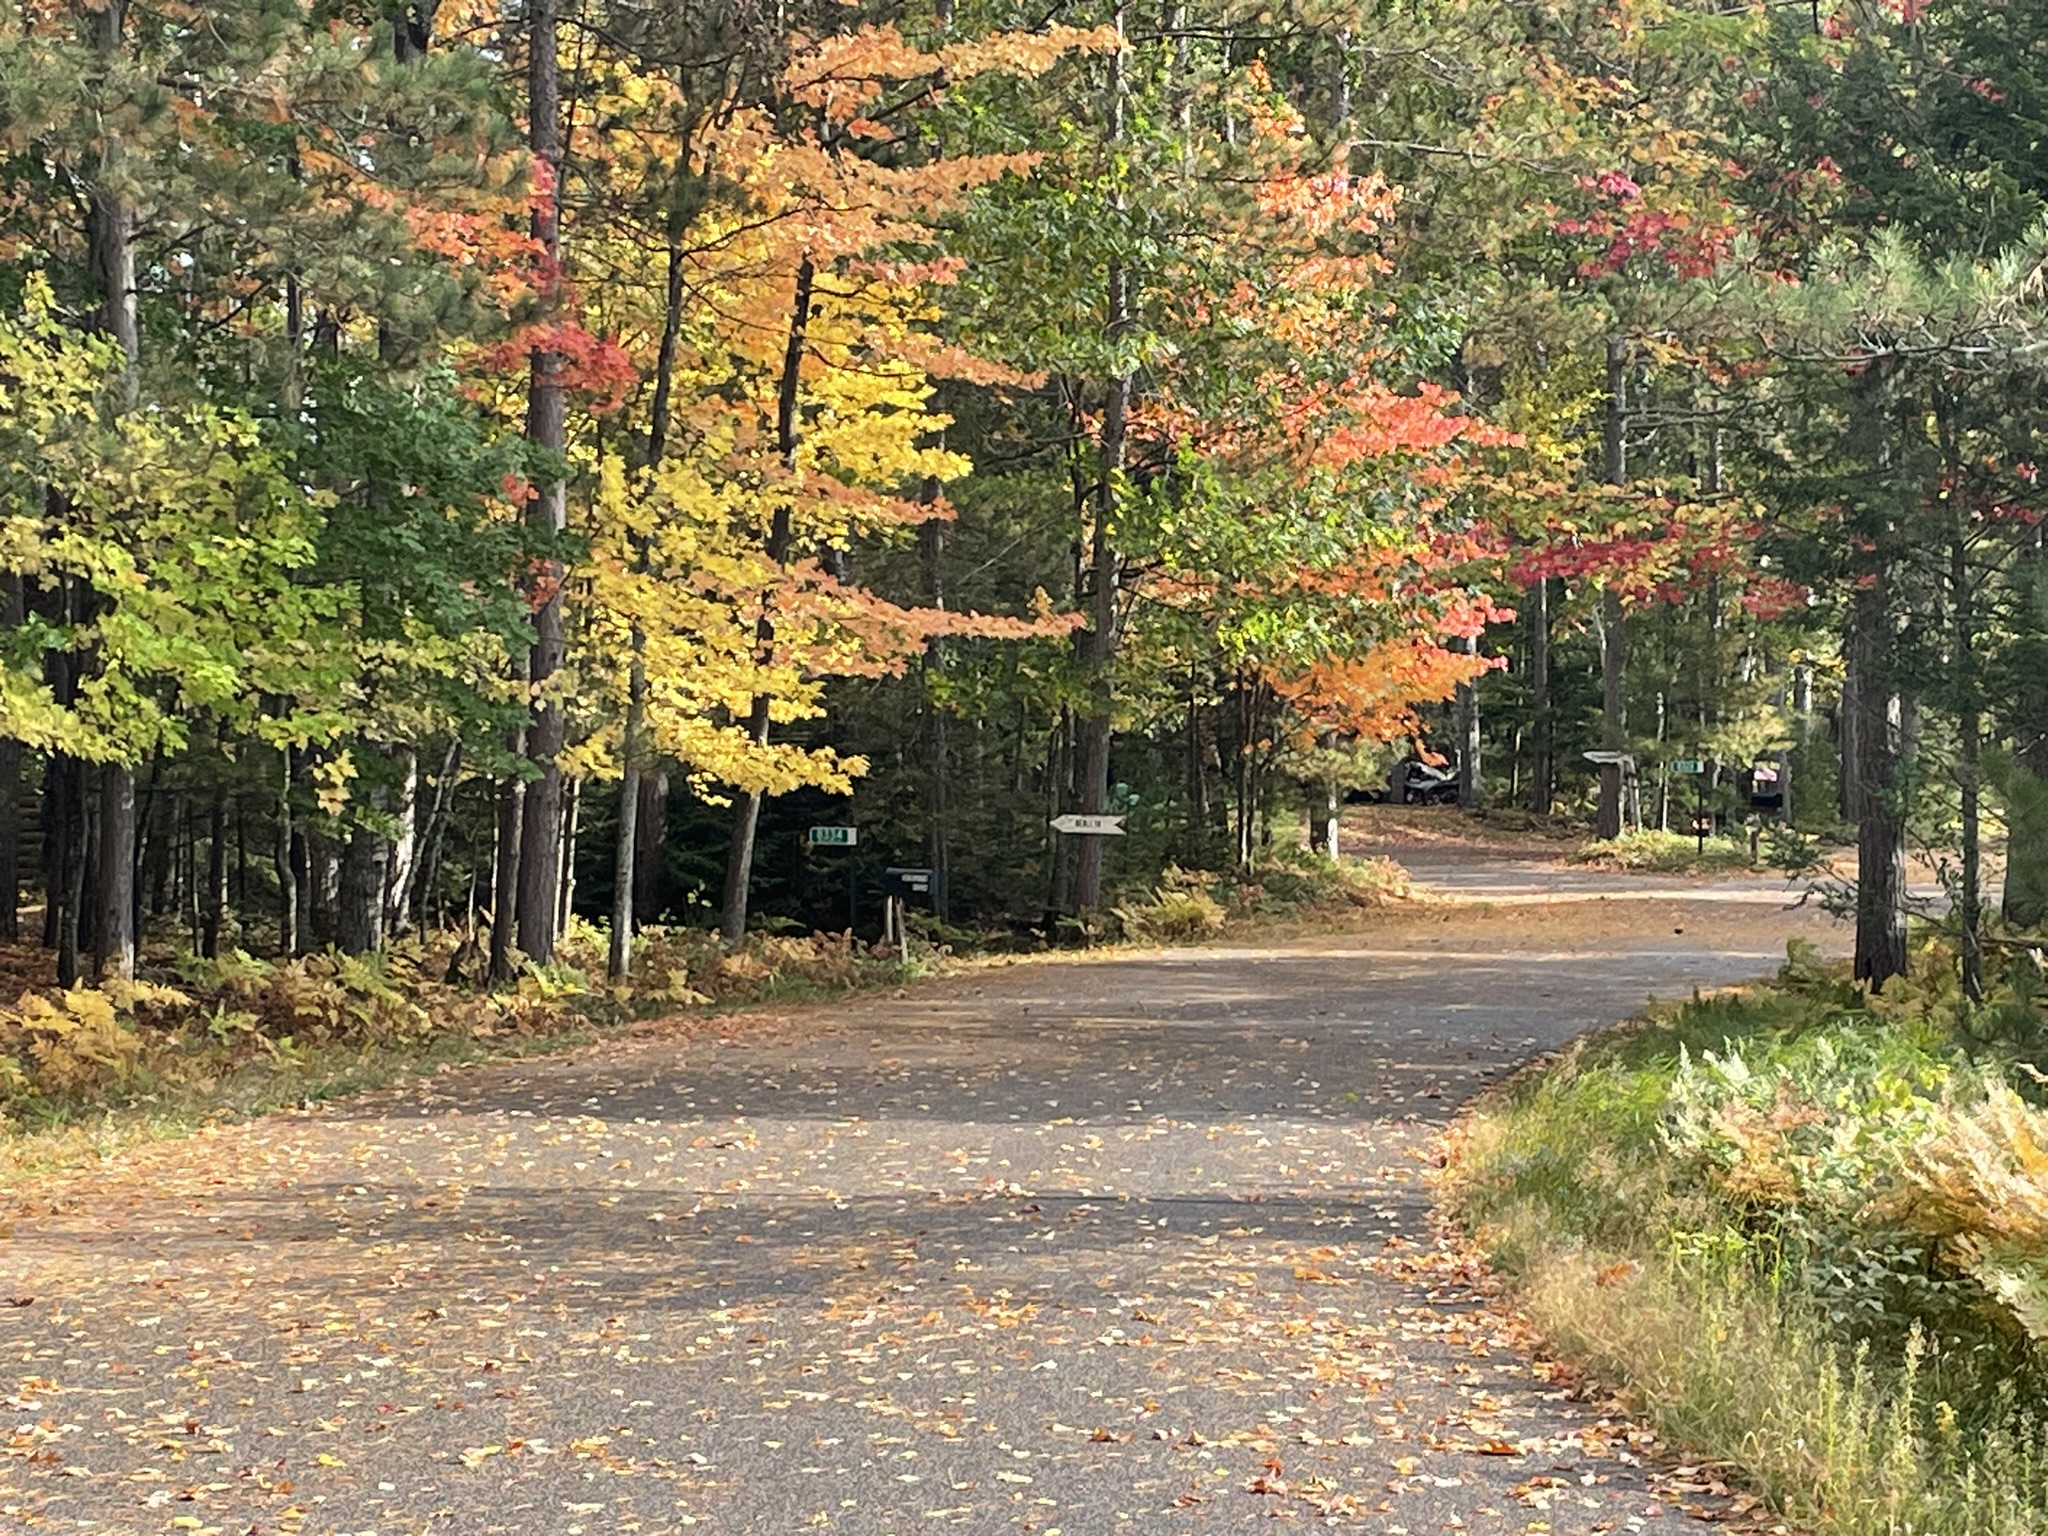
left=1, top=865, right=1843, bottom=1535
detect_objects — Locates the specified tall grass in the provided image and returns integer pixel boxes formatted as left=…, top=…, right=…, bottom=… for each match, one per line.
left=1447, top=971, right=2048, bottom=1536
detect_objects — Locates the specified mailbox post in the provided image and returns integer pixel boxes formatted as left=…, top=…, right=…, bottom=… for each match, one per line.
left=1671, top=759, right=1706, bottom=854
left=882, top=867, right=935, bottom=961
left=809, top=826, right=859, bottom=931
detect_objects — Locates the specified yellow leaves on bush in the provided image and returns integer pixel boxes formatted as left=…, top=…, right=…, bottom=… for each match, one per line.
left=2, top=986, right=151, bottom=1097
left=702, top=933, right=899, bottom=999
left=0, top=974, right=218, bottom=1102
left=0, top=919, right=926, bottom=1121
left=1881, top=1085, right=2048, bottom=1344
left=1697, top=1087, right=1824, bottom=1208
left=186, top=949, right=431, bottom=1043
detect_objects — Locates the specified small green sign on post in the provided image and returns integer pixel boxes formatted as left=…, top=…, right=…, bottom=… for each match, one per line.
left=808, top=826, right=859, bottom=930
left=1671, top=758, right=1704, bottom=776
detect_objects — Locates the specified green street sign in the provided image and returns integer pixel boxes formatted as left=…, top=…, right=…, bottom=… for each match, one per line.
left=1671, top=758, right=1705, bottom=776
left=808, top=826, right=858, bottom=846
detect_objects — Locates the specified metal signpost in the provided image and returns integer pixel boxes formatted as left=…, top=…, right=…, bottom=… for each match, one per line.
left=809, top=827, right=859, bottom=930
left=1581, top=750, right=1636, bottom=837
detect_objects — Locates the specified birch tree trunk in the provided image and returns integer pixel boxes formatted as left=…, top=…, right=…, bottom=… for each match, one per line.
left=1595, top=336, right=1628, bottom=842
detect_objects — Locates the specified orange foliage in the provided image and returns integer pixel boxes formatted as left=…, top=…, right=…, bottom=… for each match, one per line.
left=1273, top=640, right=1500, bottom=745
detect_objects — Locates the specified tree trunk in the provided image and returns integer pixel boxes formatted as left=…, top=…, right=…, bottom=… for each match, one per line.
left=1230, top=673, right=1260, bottom=873
left=1595, top=588, right=1628, bottom=838
left=1072, top=12, right=1130, bottom=916
left=2004, top=525, right=2048, bottom=928
left=381, top=747, right=418, bottom=939
left=391, top=0, right=435, bottom=59
left=85, top=0, right=139, bottom=983
left=1329, top=28, right=1351, bottom=128
left=611, top=200, right=689, bottom=976
left=1848, top=364, right=1907, bottom=988
left=721, top=699, right=773, bottom=945
left=634, top=770, right=666, bottom=922
left=1071, top=360, right=1126, bottom=910
left=490, top=771, right=524, bottom=982
left=514, top=0, right=569, bottom=965
left=1526, top=577, right=1551, bottom=815
left=609, top=709, right=642, bottom=984
left=94, top=767, right=135, bottom=981
left=139, top=760, right=168, bottom=919
left=1837, top=656, right=1861, bottom=823
left=290, top=823, right=312, bottom=953
left=1595, top=336, right=1628, bottom=841
left=406, top=740, right=460, bottom=933
left=556, top=776, right=579, bottom=935
left=337, top=823, right=385, bottom=956
left=276, top=745, right=300, bottom=956
left=920, top=499, right=951, bottom=921
left=1047, top=709, right=1074, bottom=916
left=1955, top=533, right=1983, bottom=1001
left=1456, top=633, right=1483, bottom=811
left=1185, top=667, right=1209, bottom=858
left=0, top=573, right=22, bottom=942
left=0, top=732, right=19, bottom=945
left=308, top=834, right=338, bottom=948
left=1850, top=565, right=1907, bottom=988
left=1941, top=392, right=1982, bottom=998
left=201, top=784, right=226, bottom=959
left=181, top=802, right=201, bottom=954
left=61, top=778, right=90, bottom=987
left=719, top=256, right=811, bottom=944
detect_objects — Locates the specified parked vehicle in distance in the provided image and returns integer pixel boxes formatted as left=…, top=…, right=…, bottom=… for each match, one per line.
left=1346, top=756, right=1462, bottom=805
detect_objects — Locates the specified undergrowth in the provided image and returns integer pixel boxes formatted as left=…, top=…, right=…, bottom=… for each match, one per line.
left=0, top=918, right=925, bottom=1178
left=1113, top=847, right=1415, bottom=942
left=1446, top=937, right=2048, bottom=1535
left=1568, top=827, right=1757, bottom=873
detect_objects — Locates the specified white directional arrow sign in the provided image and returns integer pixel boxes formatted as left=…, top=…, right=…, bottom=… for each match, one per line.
left=1050, top=814, right=1126, bottom=836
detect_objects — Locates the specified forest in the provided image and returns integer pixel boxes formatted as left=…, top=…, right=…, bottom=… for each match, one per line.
left=0, top=0, right=2040, bottom=998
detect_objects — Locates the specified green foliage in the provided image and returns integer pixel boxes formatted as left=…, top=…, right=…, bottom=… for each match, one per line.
left=0, top=283, right=349, bottom=761
left=1986, top=749, right=2048, bottom=929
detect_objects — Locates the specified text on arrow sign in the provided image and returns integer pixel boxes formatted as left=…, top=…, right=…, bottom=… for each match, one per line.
left=1050, top=814, right=1126, bottom=835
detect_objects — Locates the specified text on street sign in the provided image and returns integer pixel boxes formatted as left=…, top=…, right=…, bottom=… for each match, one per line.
left=1050, top=814, right=1126, bottom=836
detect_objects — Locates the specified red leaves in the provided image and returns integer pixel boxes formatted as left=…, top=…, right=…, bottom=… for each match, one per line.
left=520, top=558, right=565, bottom=614
left=477, top=323, right=637, bottom=415
left=1740, top=576, right=1812, bottom=621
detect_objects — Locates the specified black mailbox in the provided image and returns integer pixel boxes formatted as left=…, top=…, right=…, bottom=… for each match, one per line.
left=1748, top=760, right=1786, bottom=813
left=883, top=867, right=935, bottom=899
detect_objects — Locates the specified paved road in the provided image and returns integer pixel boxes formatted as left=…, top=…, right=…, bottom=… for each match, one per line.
left=1368, top=837, right=1965, bottom=911
left=1370, top=845, right=1814, bottom=906
left=2, top=873, right=1842, bottom=1535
